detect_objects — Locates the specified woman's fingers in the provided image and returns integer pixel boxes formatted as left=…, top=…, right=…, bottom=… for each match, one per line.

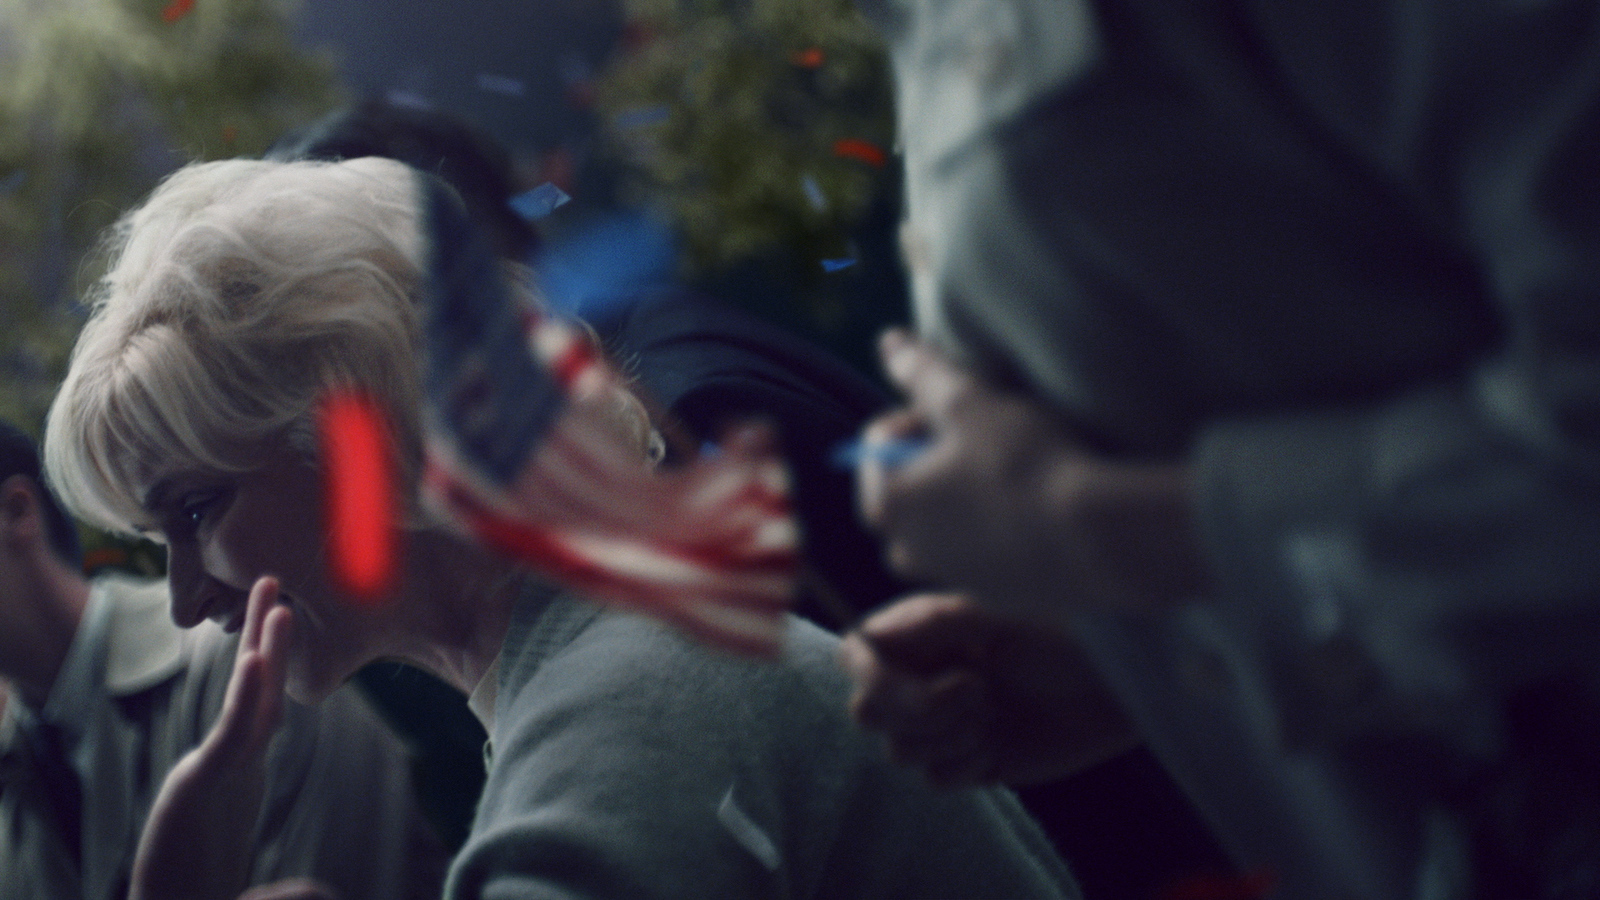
left=208, top=576, right=293, bottom=767
left=250, top=602, right=293, bottom=745
left=241, top=576, right=280, bottom=654
left=208, top=650, right=268, bottom=764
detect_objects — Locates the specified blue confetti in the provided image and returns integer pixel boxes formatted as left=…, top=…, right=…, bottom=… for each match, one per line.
left=820, top=257, right=857, bottom=272
left=559, top=52, right=593, bottom=88
left=476, top=73, right=526, bottom=97
left=509, top=183, right=571, bottom=221
left=829, top=435, right=929, bottom=470
left=384, top=89, right=434, bottom=110
left=801, top=176, right=826, bottom=212
left=0, top=171, right=24, bottom=195
left=614, top=105, right=671, bottom=130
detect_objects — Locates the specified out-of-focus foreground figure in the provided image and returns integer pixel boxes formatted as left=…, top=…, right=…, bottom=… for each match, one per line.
left=847, top=1, right=1600, bottom=897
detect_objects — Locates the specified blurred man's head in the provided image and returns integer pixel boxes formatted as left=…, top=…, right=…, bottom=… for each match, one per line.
left=270, top=95, right=539, bottom=262
left=0, top=421, right=80, bottom=566
left=0, top=420, right=85, bottom=699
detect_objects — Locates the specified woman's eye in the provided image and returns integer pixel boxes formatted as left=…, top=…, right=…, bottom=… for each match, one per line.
left=170, top=491, right=225, bottom=535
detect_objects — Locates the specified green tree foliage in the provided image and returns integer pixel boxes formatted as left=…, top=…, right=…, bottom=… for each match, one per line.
left=0, top=0, right=342, bottom=571
left=593, top=0, right=895, bottom=276
left=0, top=0, right=343, bottom=433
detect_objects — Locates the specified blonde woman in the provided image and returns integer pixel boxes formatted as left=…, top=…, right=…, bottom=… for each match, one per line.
left=45, top=157, right=1077, bottom=900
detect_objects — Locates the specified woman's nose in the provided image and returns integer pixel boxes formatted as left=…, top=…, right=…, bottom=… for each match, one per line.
left=166, top=539, right=216, bottom=628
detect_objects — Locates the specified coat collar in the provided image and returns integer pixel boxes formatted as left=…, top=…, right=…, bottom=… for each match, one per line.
left=95, top=576, right=189, bottom=698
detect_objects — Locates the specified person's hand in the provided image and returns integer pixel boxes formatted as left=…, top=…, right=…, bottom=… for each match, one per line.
left=129, top=576, right=295, bottom=900
left=857, top=329, right=1211, bottom=621
left=838, top=592, right=1140, bottom=787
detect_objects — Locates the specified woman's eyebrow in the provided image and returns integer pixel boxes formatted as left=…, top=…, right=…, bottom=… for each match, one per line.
left=141, top=477, right=178, bottom=515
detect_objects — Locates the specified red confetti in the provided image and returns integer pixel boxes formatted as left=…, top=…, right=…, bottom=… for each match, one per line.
left=161, top=0, right=195, bottom=22
left=82, top=547, right=128, bottom=573
left=1159, top=869, right=1279, bottom=900
left=564, top=80, right=596, bottom=109
left=793, top=47, right=825, bottom=68
left=620, top=22, right=658, bottom=52
left=221, top=124, right=238, bottom=145
left=318, top=389, right=399, bottom=604
left=832, top=138, right=888, bottom=168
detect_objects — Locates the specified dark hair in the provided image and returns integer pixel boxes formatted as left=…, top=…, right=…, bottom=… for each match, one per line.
left=269, top=96, right=539, bottom=261
left=0, top=420, right=81, bottom=564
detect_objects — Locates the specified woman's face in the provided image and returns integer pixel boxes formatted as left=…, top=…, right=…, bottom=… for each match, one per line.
left=140, top=440, right=391, bottom=704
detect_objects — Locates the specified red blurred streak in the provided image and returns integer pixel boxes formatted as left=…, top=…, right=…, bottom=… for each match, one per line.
left=793, top=47, right=825, bottom=68
left=1159, top=869, right=1278, bottom=900
left=319, top=390, right=398, bottom=604
left=82, top=547, right=127, bottom=572
left=161, top=0, right=195, bottom=22
left=832, top=138, right=888, bottom=168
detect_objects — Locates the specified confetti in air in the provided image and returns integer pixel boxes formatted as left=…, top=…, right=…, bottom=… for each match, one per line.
left=476, top=74, right=527, bottom=97
left=792, top=47, right=825, bottom=68
left=510, top=183, right=571, bottom=221
left=801, top=176, right=826, bottom=211
left=614, top=105, right=672, bottom=130
left=832, top=138, right=888, bottom=168
left=161, top=0, right=195, bottom=22
left=829, top=435, right=928, bottom=470
left=820, top=257, right=857, bottom=272
left=531, top=210, right=677, bottom=323
left=1158, top=869, right=1279, bottom=900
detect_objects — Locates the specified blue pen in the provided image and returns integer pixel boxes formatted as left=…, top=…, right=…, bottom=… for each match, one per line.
left=829, top=435, right=930, bottom=470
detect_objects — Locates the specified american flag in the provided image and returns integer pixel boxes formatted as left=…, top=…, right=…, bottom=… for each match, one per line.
left=417, top=176, right=799, bottom=657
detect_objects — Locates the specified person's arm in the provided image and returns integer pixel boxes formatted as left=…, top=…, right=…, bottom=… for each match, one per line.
left=861, top=1, right=1600, bottom=753
left=1180, top=4, right=1600, bottom=748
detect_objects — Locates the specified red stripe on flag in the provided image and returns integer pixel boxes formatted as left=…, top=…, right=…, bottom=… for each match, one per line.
left=424, top=460, right=791, bottom=656
left=550, top=339, right=597, bottom=388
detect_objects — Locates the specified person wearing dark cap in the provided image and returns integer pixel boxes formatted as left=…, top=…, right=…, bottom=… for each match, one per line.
left=270, top=95, right=539, bottom=263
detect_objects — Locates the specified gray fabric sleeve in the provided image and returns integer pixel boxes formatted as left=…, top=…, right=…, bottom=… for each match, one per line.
left=447, top=608, right=1079, bottom=900
left=1191, top=3, right=1600, bottom=754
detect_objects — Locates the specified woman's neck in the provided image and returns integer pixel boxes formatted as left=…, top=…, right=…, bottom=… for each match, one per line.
left=391, top=528, right=524, bottom=695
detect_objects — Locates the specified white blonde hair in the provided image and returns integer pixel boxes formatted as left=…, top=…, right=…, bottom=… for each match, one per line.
left=44, top=157, right=430, bottom=535
left=44, top=156, right=660, bottom=538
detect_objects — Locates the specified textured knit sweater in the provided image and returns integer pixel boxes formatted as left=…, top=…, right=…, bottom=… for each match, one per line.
left=446, top=587, right=1078, bottom=899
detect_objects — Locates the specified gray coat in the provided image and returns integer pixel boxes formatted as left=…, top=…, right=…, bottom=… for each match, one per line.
left=447, top=589, right=1078, bottom=900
